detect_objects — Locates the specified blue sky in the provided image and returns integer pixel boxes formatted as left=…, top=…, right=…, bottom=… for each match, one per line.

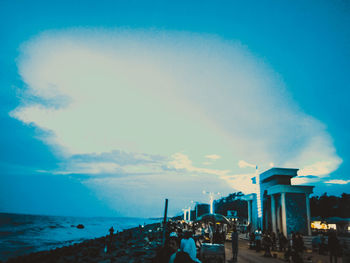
left=0, top=0, right=349, bottom=217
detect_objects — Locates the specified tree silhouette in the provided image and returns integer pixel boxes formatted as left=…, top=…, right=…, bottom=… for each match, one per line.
left=214, top=192, right=247, bottom=218
left=310, top=193, right=350, bottom=218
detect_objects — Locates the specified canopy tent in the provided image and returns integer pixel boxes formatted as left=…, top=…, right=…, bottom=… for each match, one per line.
left=196, top=213, right=231, bottom=225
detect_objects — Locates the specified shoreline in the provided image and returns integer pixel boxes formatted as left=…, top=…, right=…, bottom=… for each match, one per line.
left=4, top=222, right=163, bottom=263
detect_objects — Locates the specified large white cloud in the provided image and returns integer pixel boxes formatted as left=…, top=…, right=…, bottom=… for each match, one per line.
left=10, top=29, right=342, bottom=216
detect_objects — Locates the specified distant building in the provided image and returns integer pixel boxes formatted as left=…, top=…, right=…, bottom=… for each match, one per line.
left=195, top=203, right=210, bottom=218
left=242, top=167, right=314, bottom=236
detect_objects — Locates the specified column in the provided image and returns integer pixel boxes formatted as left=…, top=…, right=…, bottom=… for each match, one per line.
left=247, top=200, right=251, bottom=224
left=277, top=204, right=281, bottom=232
left=281, top=192, right=287, bottom=236
left=305, top=193, right=311, bottom=235
left=271, top=194, right=277, bottom=233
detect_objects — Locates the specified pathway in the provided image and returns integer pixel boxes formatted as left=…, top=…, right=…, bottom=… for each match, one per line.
left=224, top=239, right=344, bottom=263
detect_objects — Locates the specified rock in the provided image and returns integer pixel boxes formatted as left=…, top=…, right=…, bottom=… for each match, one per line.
left=76, top=224, right=85, bottom=229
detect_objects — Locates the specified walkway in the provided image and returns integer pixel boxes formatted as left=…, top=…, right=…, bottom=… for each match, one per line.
left=224, top=239, right=344, bottom=263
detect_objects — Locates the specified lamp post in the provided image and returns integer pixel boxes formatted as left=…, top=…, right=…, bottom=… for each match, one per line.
left=187, top=207, right=191, bottom=221
left=188, top=200, right=194, bottom=221
left=182, top=208, right=187, bottom=221
left=183, top=201, right=194, bottom=222
left=203, top=191, right=221, bottom=214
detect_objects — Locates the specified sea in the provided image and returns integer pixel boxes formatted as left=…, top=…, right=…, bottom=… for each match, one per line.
left=0, top=212, right=160, bottom=261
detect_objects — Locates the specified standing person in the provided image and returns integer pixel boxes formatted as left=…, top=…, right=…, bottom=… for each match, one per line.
left=155, top=232, right=179, bottom=263
left=278, top=231, right=287, bottom=252
left=231, top=226, right=239, bottom=262
left=247, top=223, right=252, bottom=234
left=213, top=226, right=222, bottom=244
left=208, top=223, right=213, bottom=243
left=255, top=229, right=262, bottom=252
left=249, top=231, right=255, bottom=249
left=291, top=233, right=304, bottom=263
left=201, top=224, right=206, bottom=237
left=271, top=231, right=277, bottom=251
left=180, top=231, right=201, bottom=263
left=328, top=231, right=339, bottom=263
left=106, top=226, right=115, bottom=253
left=168, top=233, right=181, bottom=263
left=262, top=232, right=272, bottom=257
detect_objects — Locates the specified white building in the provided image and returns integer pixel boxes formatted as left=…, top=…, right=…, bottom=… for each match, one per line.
left=243, top=167, right=314, bottom=236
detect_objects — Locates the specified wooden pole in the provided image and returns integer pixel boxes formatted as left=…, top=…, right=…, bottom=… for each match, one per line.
left=162, top=198, right=168, bottom=246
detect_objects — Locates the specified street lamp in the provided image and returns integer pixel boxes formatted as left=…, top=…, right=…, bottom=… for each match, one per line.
left=182, top=208, right=187, bottom=221
left=203, top=191, right=221, bottom=214
left=183, top=201, right=194, bottom=222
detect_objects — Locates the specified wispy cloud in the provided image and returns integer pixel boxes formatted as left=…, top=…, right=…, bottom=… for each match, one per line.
left=205, top=154, right=221, bottom=160
left=167, top=153, right=229, bottom=177
left=324, top=179, right=350, bottom=185
left=238, top=160, right=256, bottom=169
left=46, top=150, right=166, bottom=175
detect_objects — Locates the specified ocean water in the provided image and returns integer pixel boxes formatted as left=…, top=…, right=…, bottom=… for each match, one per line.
left=0, top=212, right=159, bottom=261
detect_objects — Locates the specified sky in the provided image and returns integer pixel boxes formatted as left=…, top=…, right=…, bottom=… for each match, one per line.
left=0, top=0, right=349, bottom=218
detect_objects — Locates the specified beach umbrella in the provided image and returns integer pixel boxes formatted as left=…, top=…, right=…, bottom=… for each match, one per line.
left=196, top=213, right=231, bottom=225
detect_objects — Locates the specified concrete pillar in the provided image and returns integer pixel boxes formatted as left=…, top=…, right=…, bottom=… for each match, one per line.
left=271, top=194, right=277, bottom=233
left=247, top=200, right=251, bottom=224
left=277, top=197, right=281, bottom=232
left=305, top=194, right=311, bottom=235
left=281, top=192, right=287, bottom=236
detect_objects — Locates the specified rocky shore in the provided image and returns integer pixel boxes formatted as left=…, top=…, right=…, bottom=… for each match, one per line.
left=4, top=222, right=164, bottom=263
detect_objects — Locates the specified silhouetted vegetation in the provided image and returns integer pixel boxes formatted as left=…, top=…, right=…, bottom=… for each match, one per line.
left=310, top=193, right=350, bottom=218
left=214, top=192, right=248, bottom=218
left=213, top=192, right=350, bottom=219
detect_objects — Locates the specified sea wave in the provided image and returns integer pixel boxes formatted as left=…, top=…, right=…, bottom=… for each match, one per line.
left=0, top=212, right=159, bottom=261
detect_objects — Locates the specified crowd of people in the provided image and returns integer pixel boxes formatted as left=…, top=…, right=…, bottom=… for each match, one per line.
left=153, top=219, right=346, bottom=263
left=247, top=227, right=343, bottom=263
left=249, top=229, right=309, bottom=262
left=154, top=220, right=228, bottom=263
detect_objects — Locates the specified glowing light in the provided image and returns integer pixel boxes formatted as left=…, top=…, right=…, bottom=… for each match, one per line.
left=203, top=191, right=220, bottom=214
left=311, top=221, right=336, bottom=230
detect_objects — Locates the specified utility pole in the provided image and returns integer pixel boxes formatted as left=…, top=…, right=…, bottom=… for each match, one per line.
left=162, top=198, right=168, bottom=246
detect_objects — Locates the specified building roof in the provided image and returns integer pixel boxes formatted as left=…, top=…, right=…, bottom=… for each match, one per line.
left=259, top=167, right=299, bottom=183
left=267, top=184, right=314, bottom=195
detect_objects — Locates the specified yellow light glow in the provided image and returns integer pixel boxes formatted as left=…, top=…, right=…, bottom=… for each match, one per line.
left=311, top=221, right=337, bottom=230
